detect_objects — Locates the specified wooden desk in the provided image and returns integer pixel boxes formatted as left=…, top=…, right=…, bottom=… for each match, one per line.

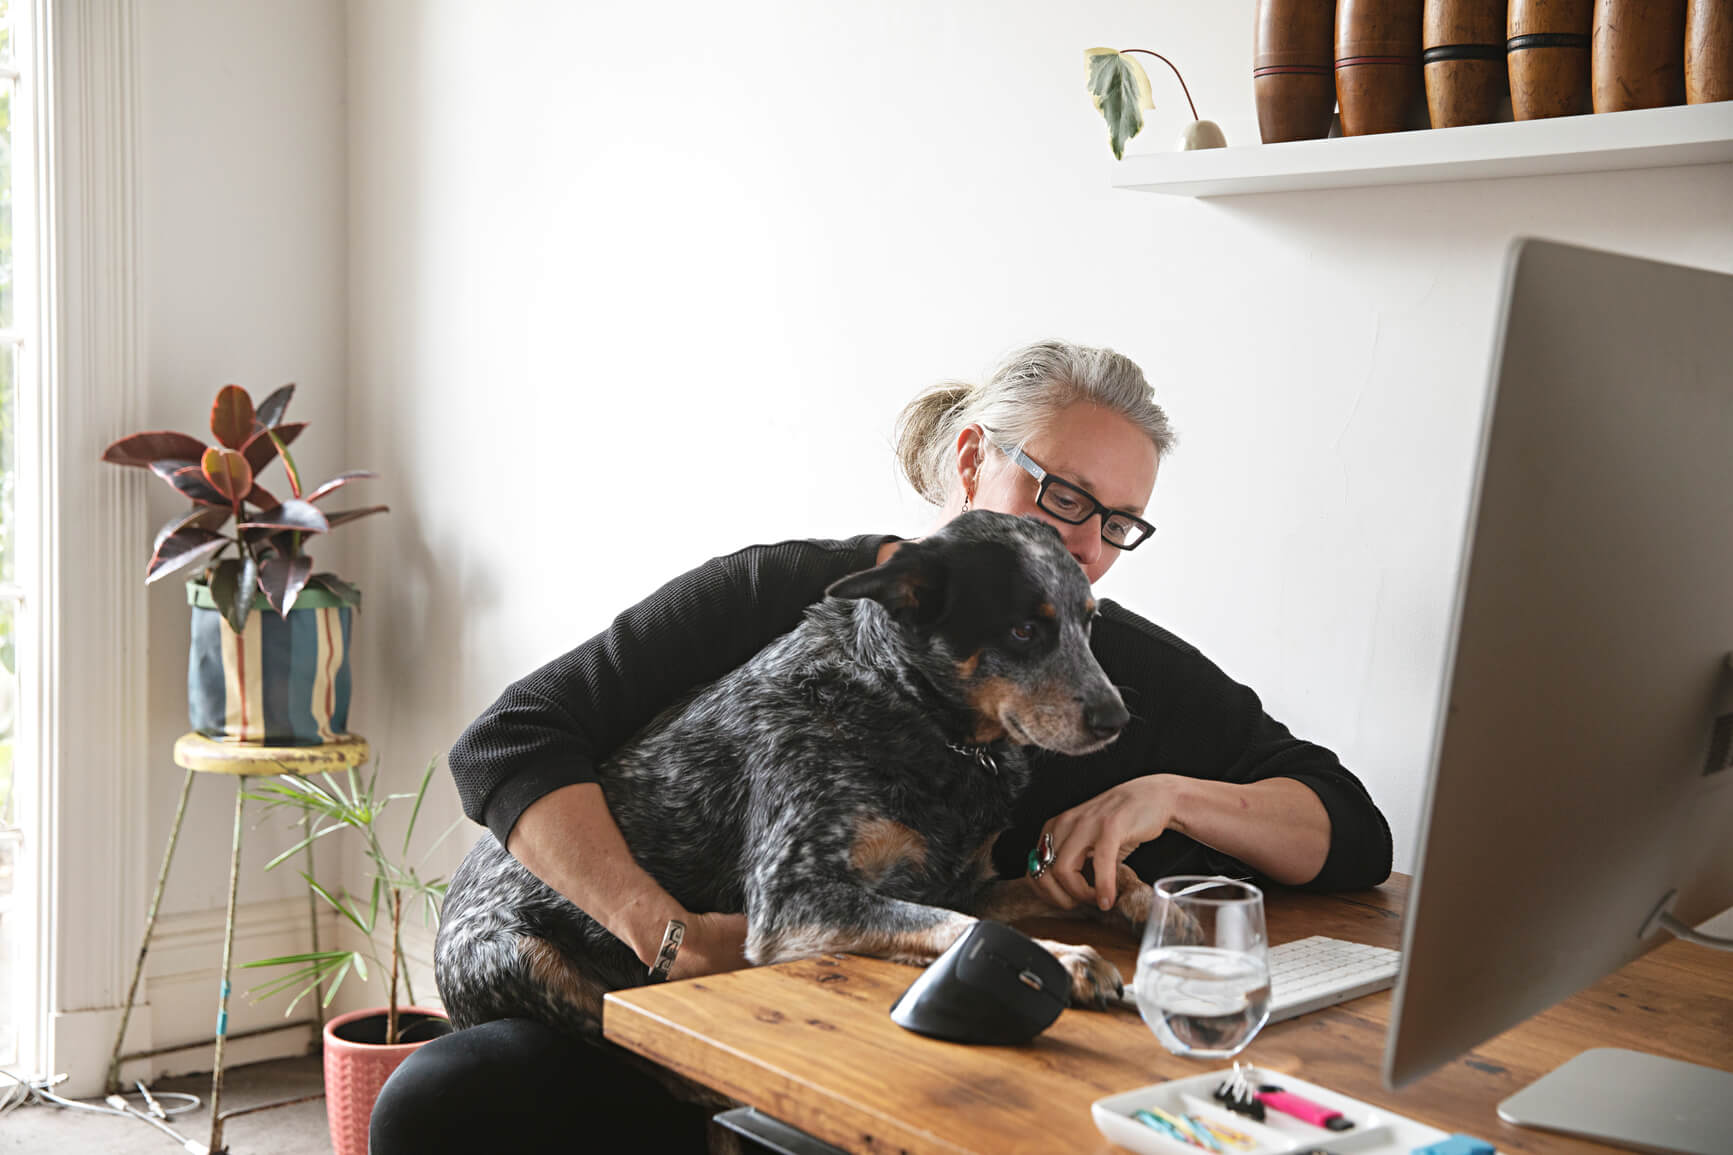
left=604, top=876, right=1733, bottom=1153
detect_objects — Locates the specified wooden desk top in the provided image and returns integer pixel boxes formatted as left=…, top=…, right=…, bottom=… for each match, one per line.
left=604, top=875, right=1733, bottom=1154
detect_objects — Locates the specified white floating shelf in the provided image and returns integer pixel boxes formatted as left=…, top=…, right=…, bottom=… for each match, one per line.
left=1112, top=101, right=1733, bottom=198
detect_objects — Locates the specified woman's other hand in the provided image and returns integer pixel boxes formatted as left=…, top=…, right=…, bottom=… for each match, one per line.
left=666, top=912, right=750, bottom=981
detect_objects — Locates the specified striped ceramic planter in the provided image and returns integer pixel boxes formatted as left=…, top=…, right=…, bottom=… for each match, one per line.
left=187, top=581, right=354, bottom=744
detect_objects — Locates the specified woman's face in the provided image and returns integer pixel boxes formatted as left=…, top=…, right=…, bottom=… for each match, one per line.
left=951, top=401, right=1160, bottom=585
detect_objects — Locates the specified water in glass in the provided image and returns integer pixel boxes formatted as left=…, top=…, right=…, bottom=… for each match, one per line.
left=1135, top=876, right=1270, bottom=1059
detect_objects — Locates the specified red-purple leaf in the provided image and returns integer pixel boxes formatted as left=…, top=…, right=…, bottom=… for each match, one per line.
left=245, top=480, right=280, bottom=511
left=258, top=555, right=313, bottom=616
left=308, top=572, right=362, bottom=609
left=305, top=471, right=378, bottom=504
left=152, top=505, right=233, bottom=555
left=145, top=527, right=230, bottom=584
left=241, top=422, right=306, bottom=474
left=238, top=500, right=330, bottom=534
left=321, top=505, right=390, bottom=529
left=210, top=386, right=256, bottom=450
left=202, top=447, right=254, bottom=504
left=102, top=431, right=210, bottom=468
left=151, top=460, right=228, bottom=505
left=255, top=384, right=295, bottom=429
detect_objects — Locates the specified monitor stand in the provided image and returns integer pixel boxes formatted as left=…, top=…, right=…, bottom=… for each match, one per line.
left=1497, top=906, right=1733, bottom=1155
left=1497, top=1049, right=1733, bottom=1155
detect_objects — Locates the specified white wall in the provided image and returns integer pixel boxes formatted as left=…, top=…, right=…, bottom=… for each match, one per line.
left=130, top=0, right=350, bottom=1070
left=342, top=0, right=1733, bottom=921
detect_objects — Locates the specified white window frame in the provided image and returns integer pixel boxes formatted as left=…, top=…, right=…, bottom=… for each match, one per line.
left=9, top=0, right=147, bottom=1090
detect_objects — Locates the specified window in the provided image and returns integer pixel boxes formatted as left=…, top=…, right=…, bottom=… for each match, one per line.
left=0, top=0, right=34, bottom=1069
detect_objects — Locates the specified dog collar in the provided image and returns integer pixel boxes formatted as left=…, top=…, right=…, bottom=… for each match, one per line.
left=946, top=741, right=1000, bottom=775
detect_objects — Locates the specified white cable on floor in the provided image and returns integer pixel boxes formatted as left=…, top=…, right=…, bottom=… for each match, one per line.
left=0, top=1069, right=208, bottom=1152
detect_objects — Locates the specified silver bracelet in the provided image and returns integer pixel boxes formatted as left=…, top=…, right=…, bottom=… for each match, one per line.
left=646, top=918, right=686, bottom=983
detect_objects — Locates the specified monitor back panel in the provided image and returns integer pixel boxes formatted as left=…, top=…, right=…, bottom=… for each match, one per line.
left=1385, top=239, right=1733, bottom=1088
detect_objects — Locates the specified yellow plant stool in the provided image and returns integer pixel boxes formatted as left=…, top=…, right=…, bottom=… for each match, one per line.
left=107, top=732, right=370, bottom=1154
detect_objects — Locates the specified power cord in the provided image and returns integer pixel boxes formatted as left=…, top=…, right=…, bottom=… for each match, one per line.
left=0, top=1068, right=209, bottom=1153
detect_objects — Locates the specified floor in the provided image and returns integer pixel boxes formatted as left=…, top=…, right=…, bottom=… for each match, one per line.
left=1, top=1054, right=332, bottom=1154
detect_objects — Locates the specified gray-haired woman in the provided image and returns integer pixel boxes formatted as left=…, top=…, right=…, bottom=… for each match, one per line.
left=371, top=340, right=1391, bottom=1153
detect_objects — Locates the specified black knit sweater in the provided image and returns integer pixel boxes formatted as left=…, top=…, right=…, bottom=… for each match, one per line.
left=448, top=535, right=1393, bottom=892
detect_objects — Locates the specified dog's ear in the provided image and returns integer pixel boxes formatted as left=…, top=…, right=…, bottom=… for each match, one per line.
left=826, top=544, right=949, bottom=628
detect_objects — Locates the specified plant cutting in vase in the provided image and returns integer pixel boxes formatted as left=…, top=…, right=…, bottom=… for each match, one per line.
left=242, top=756, right=459, bottom=1155
left=1086, top=46, right=1227, bottom=158
left=100, top=382, right=385, bottom=631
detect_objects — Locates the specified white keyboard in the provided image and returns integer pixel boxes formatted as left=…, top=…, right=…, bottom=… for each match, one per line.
left=1266, top=935, right=1401, bottom=1023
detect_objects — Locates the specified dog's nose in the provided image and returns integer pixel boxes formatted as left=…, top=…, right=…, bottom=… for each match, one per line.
left=1084, top=697, right=1130, bottom=739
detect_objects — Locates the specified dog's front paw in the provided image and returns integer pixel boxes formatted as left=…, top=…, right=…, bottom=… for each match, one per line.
left=1036, top=939, right=1124, bottom=1009
left=1111, top=864, right=1151, bottom=928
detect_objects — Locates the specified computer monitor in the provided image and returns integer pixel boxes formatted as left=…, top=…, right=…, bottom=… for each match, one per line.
left=1383, top=238, right=1733, bottom=1154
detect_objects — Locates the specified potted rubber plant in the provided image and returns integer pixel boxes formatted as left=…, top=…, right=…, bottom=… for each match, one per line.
left=242, top=756, right=456, bottom=1155
left=100, top=383, right=386, bottom=743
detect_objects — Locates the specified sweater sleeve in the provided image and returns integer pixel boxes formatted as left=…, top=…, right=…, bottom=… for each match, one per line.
left=1097, top=602, right=1394, bottom=892
left=447, top=535, right=893, bottom=846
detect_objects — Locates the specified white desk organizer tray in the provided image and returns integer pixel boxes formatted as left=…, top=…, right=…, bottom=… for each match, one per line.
left=1092, top=1067, right=1489, bottom=1155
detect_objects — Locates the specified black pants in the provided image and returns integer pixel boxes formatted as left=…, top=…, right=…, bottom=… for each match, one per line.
left=369, top=1018, right=712, bottom=1153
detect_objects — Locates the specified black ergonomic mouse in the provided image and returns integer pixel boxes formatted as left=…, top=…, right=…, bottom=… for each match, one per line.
left=888, top=920, right=1071, bottom=1045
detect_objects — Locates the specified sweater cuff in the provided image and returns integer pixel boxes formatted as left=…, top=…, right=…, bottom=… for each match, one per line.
left=1285, top=771, right=1393, bottom=892
left=482, top=763, right=596, bottom=848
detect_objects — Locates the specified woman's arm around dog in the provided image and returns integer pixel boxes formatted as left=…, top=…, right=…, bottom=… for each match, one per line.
left=447, top=535, right=897, bottom=977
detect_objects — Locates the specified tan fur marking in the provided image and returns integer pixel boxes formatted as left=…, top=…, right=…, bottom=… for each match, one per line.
left=954, top=651, right=980, bottom=679
left=516, top=935, right=607, bottom=1022
left=1085, top=598, right=1096, bottom=614
left=849, top=816, right=928, bottom=882
left=1036, top=601, right=1056, bottom=619
left=968, top=836, right=999, bottom=883
left=967, top=676, right=1018, bottom=743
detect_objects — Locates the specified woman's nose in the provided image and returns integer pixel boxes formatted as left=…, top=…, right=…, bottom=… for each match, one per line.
left=1067, top=521, right=1104, bottom=570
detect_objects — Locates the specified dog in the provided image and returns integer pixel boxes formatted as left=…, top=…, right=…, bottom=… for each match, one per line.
left=435, top=510, right=1152, bottom=1039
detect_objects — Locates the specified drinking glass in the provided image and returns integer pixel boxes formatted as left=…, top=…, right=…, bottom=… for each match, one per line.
left=1135, top=875, right=1271, bottom=1059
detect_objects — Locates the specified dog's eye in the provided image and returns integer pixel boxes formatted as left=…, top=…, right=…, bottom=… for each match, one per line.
left=1010, top=622, right=1035, bottom=643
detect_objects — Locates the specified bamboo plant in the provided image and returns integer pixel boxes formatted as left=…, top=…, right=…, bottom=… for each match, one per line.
left=242, top=756, right=458, bottom=1044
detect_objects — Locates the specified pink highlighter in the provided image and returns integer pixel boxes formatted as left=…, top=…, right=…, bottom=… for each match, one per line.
left=1256, top=1085, right=1355, bottom=1132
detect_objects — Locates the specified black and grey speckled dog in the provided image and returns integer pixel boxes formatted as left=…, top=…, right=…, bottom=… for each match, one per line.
left=435, top=511, right=1150, bottom=1039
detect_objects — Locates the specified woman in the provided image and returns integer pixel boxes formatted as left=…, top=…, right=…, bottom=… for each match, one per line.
left=372, top=340, right=1392, bottom=1152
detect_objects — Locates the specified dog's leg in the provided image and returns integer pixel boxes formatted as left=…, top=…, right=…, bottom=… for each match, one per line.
left=973, top=863, right=1151, bottom=929
left=749, top=884, right=1124, bottom=1008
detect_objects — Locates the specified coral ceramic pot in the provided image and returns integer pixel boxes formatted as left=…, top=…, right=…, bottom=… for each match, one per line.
left=323, top=1005, right=451, bottom=1155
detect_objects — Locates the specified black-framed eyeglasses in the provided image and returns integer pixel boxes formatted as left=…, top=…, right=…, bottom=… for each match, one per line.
left=990, top=438, right=1156, bottom=550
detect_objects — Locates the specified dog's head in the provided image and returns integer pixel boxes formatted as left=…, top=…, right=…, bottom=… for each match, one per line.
left=826, top=510, right=1130, bottom=756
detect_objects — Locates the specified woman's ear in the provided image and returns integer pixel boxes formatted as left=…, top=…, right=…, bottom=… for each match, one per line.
left=952, top=423, right=987, bottom=505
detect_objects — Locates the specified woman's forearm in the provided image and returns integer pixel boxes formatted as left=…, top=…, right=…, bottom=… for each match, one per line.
left=1169, top=775, right=1332, bottom=886
left=505, top=782, right=684, bottom=966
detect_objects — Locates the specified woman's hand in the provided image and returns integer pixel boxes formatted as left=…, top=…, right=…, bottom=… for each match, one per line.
left=1028, top=774, right=1335, bottom=910
left=666, top=911, right=751, bottom=981
left=1032, top=775, right=1184, bottom=912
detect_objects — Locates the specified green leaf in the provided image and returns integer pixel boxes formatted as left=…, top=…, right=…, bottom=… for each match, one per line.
left=261, top=819, right=346, bottom=872
left=308, top=572, right=363, bottom=609
left=208, top=558, right=250, bottom=633
left=241, top=949, right=353, bottom=969
left=1085, top=48, right=1152, bottom=160
left=303, top=872, right=374, bottom=936
left=404, top=755, right=439, bottom=857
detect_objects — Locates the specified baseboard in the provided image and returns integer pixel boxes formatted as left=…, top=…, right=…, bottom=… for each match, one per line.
left=51, top=897, right=343, bottom=1094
